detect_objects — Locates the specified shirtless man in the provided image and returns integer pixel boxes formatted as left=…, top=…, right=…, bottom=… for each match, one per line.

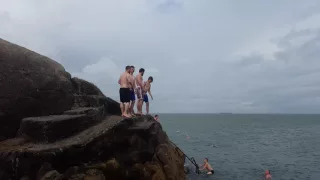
left=143, top=76, right=153, bottom=114
left=118, top=66, right=133, bottom=118
left=200, top=158, right=214, bottom=175
left=265, top=170, right=272, bottom=180
left=129, top=66, right=136, bottom=116
left=135, top=68, right=145, bottom=115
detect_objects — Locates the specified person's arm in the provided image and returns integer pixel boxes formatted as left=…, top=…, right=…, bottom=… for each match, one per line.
left=118, top=77, right=121, bottom=85
left=127, top=74, right=133, bottom=87
left=199, top=164, right=206, bottom=171
left=148, top=84, right=153, bottom=100
left=138, top=76, right=144, bottom=88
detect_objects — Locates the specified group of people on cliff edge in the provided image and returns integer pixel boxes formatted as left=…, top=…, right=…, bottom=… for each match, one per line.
left=118, top=65, right=154, bottom=118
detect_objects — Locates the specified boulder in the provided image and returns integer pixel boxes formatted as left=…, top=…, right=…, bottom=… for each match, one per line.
left=0, top=38, right=121, bottom=140
left=0, top=39, right=185, bottom=180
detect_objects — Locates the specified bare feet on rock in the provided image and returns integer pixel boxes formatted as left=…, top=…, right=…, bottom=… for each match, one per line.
left=122, top=114, right=132, bottom=118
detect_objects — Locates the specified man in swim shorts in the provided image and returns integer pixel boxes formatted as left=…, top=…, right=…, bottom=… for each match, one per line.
left=118, top=65, right=133, bottom=118
left=199, top=158, right=214, bottom=175
left=135, top=68, right=145, bottom=115
left=129, top=66, right=136, bottom=116
left=143, top=76, right=153, bottom=114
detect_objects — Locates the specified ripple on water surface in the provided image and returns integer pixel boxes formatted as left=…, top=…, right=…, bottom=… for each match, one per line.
left=160, top=114, right=320, bottom=180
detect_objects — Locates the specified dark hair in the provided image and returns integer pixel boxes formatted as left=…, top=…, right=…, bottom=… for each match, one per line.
left=139, top=68, right=145, bottom=73
left=205, top=158, right=208, bottom=162
left=131, top=65, right=135, bottom=68
left=125, top=65, right=131, bottom=70
left=148, top=76, right=153, bottom=82
left=155, top=114, right=158, bottom=117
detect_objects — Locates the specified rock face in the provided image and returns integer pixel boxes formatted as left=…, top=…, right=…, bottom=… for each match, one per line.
left=0, top=39, right=185, bottom=180
left=0, top=115, right=185, bottom=180
left=0, top=38, right=121, bottom=140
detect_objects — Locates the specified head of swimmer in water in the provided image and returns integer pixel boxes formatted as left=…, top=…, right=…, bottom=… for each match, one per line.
left=147, top=76, right=153, bottom=83
left=130, top=66, right=135, bottom=74
left=265, top=170, right=270, bottom=175
left=139, top=68, right=145, bottom=76
left=204, top=158, right=208, bottom=163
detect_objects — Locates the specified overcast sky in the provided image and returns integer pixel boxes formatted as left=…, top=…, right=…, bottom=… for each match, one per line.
left=1, top=0, right=320, bottom=113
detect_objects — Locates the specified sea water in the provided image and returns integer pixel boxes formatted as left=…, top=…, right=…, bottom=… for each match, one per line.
left=160, top=114, right=320, bottom=180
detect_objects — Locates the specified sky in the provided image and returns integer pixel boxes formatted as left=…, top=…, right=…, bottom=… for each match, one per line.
left=1, top=0, right=320, bottom=113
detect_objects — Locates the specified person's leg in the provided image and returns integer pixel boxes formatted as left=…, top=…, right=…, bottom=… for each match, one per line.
left=119, top=88, right=125, bottom=116
left=120, top=102, right=124, bottom=116
left=146, top=102, right=149, bottom=114
left=143, top=94, right=149, bottom=114
left=207, top=171, right=212, bottom=175
left=124, top=102, right=131, bottom=117
left=131, top=100, right=135, bottom=115
left=123, top=89, right=132, bottom=117
left=136, top=87, right=143, bottom=115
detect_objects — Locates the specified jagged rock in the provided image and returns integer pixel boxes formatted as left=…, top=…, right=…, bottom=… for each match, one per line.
left=0, top=39, right=184, bottom=180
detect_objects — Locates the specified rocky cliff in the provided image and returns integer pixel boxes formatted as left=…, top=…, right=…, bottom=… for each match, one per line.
left=0, top=39, right=185, bottom=180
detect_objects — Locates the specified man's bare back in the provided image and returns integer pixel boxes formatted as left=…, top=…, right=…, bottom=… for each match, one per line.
left=135, top=74, right=143, bottom=88
left=130, top=74, right=136, bottom=90
left=119, top=72, right=131, bottom=88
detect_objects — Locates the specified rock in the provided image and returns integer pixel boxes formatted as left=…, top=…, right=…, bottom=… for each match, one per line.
left=20, top=176, right=31, bottom=180
left=61, top=166, right=79, bottom=180
left=83, top=169, right=105, bottom=180
left=19, top=114, right=98, bottom=143
left=40, top=170, right=62, bottom=180
left=37, top=162, right=53, bottom=180
left=0, top=39, right=185, bottom=180
left=0, top=38, right=121, bottom=141
left=0, top=38, right=74, bottom=139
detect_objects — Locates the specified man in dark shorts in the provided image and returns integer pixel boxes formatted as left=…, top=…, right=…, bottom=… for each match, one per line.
left=143, top=76, right=153, bottom=114
left=118, top=65, right=133, bottom=117
left=199, top=158, right=214, bottom=175
left=129, top=66, right=136, bottom=116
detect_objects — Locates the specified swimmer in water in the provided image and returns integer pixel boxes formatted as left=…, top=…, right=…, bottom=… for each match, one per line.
left=199, top=158, right=214, bottom=175
left=154, top=114, right=159, bottom=121
left=265, top=170, right=272, bottom=180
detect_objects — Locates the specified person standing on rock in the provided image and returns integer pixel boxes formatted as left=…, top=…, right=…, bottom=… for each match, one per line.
left=135, top=68, right=145, bottom=115
left=118, top=65, right=133, bottom=118
left=143, top=76, right=153, bottom=114
left=129, top=66, right=136, bottom=116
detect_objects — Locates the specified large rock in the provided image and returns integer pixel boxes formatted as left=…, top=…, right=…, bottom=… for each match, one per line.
left=0, top=115, right=185, bottom=180
left=0, top=38, right=121, bottom=140
left=0, top=39, right=185, bottom=180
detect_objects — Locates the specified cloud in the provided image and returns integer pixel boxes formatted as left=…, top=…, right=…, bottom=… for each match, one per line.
left=1, top=0, right=320, bottom=113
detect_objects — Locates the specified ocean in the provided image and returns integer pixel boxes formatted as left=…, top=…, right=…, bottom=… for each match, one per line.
left=159, top=114, right=320, bottom=180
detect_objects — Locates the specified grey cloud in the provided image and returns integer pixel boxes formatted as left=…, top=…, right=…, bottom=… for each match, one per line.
left=1, top=0, right=320, bottom=113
